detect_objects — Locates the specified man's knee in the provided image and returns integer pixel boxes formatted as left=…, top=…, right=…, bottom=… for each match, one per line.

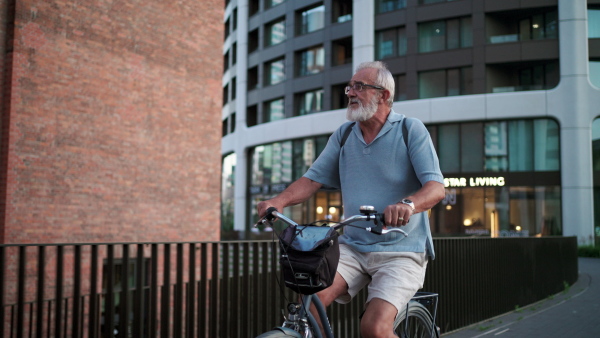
left=316, top=272, right=348, bottom=306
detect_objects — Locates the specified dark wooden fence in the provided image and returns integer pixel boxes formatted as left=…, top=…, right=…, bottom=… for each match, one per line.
left=0, top=236, right=578, bottom=337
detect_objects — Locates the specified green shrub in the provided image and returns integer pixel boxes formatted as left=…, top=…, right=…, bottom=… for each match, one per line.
left=578, top=245, right=600, bottom=258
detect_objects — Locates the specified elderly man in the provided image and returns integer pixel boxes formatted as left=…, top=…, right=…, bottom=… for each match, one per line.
left=258, top=61, right=445, bottom=338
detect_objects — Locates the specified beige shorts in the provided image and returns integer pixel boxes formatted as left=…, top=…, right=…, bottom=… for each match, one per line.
left=335, top=244, right=428, bottom=315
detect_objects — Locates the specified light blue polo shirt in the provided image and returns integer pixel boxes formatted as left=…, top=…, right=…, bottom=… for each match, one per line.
left=304, top=111, right=444, bottom=259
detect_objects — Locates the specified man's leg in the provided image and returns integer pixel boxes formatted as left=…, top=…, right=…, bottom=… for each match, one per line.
left=360, top=298, right=398, bottom=338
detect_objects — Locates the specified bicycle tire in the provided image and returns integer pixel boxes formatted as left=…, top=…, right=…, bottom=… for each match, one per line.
left=256, top=327, right=302, bottom=338
left=393, top=301, right=437, bottom=338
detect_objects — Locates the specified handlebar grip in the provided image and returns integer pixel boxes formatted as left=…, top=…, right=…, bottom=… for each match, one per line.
left=265, top=207, right=279, bottom=221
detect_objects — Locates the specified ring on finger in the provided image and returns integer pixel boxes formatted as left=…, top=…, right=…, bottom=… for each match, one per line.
left=398, top=217, right=404, bottom=221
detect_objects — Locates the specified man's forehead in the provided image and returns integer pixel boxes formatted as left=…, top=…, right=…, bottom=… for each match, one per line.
left=350, top=68, right=376, bottom=83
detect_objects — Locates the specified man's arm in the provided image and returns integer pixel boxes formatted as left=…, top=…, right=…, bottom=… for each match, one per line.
left=383, top=180, right=445, bottom=227
left=257, top=177, right=323, bottom=218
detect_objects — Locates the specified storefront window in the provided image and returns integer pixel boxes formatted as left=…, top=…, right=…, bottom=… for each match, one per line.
left=431, top=117, right=561, bottom=238
left=248, top=135, right=333, bottom=231
left=221, top=153, right=236, bottom=235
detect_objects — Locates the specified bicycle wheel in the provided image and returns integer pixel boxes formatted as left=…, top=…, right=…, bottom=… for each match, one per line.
left=256, top=327, right=302, bottom=337
left=393, top=301, right=436, bottom=338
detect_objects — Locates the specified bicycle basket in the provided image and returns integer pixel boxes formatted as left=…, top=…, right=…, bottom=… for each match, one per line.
left=278, top=224, right=340, bottom=295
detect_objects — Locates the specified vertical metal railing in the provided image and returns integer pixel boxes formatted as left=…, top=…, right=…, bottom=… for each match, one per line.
left=0, top=237, right=578, bottom=337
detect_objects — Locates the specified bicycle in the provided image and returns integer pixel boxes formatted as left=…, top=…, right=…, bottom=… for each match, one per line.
left=256, top=206, right=440, bottom=338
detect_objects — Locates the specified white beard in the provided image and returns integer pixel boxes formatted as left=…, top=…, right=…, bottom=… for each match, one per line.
left=346, top=95, right=379, bottom=122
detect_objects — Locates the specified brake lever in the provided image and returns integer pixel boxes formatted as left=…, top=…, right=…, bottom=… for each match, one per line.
left=365, top=214, right=408, bottom=237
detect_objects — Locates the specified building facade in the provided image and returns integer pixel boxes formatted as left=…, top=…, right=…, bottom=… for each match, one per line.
left=0, top=0, right=224, bottom=244
left=221, top=0, right=600, bottom=245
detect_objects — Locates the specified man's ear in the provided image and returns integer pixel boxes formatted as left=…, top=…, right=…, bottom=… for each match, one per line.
left=380, top=89, right=391, bottom=103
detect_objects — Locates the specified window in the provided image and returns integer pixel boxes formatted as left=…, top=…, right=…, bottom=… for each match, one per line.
left=248, top=29, right=259, bottom=53
left=376, top=26, right=407, bottom=59
left=222, top=83, right=229, bottom=105
left=264, top=98, right=285, bottom=122
left=232, top=42, right=237, bottom=65
left=419, top=17, right=472, bottom=53
left=593, top=118, right=600, bottom=245
left=418, top=67, right=473, bottom=99
left=248, top=66, right=258, bottom=90
left=249, top=0, right=259, bottom=17
left=298, top=5, right=325, bottom=35
left=395, top=74, right=407, bottom=101
left=297, top=46, right=325, bottom=77
left=590, top=7, right=600, bottom=38
left=223, top=50, right=230, bottom=72
left=519, top=10, right=558, bottom=41
left=518, top=63, right=560, bottom=91
left=224, top=17, right=230, bottom=40
left=331, top=83, right=348, bottom=110
left=231, top=77, right=236, bottom=101
left=265, top=58, right=285, bottom=85
left=247, top=105, right=258, bottom=127
left=332, top=38, right=352, bottom=66
left=377, top=0, right=406, bottom=14
left=248, top=135, right=333, bottom=228
left=295, top=89, right=324, bottom=116
left=266, top=18, right=286, bottom=47
left=221, top=153, right=236, bottom=234
left=484, top=122, right=508, bottom=172
left=420, top=0, right=457, bottom=4
left=332, top=0, right=352, bottom=23
left=266, top=0, right=286, bottom=9
left=591, top=60, right=600, bottom=88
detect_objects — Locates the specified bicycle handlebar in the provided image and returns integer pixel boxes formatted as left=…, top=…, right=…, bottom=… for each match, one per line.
left=258, top=205, right=408, bottom=237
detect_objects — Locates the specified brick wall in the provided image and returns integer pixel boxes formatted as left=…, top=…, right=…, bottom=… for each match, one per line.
left=0, top=0, right=224, bottom=243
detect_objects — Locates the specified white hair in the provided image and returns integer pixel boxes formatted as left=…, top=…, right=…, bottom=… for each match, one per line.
left=355, top=61, right=395, bottom=107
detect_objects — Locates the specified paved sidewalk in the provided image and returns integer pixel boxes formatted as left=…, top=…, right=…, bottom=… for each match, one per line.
left=442, top=257, right=600, bottom=338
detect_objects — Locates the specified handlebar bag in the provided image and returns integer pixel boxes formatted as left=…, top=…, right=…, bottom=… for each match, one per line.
left=278, top=224, right=340, bottom=295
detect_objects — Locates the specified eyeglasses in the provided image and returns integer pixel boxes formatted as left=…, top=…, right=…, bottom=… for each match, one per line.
left=344, top=82, right=385, bottom=94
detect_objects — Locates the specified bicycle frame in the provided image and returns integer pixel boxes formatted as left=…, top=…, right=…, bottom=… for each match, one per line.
left=278, top=293, right=333, bottom=338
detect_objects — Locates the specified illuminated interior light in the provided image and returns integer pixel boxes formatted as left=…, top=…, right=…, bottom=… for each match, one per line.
left=329, top=207, right=337, bottom=214
left=445, top=205, right=452, bottom=210
left=316, top=206, right=323, bottom=214
left=516, top=226, right=522, bottom=231
left=463, top=219, right=472, bottom=226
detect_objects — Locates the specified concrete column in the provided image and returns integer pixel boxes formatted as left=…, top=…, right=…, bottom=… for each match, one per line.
left=352, top=0, right=375, bottom=69
left=551, top=0, right=595, bottom=244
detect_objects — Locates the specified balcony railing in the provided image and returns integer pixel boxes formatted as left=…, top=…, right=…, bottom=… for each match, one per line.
left=1, top=236, right=577, bottom=337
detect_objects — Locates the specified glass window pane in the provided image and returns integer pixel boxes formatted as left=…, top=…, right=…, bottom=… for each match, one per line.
left=447, top=19, right=460, bottom=50
left=377, top=29, right=397, bottom=59
left=534, top=119, right=560, bottom=171
left=447, top=68, right=460, bottom=96
left=484, top=122, right=508, bottom=172
left=419, top=70, right=446, bottom=99
left=299, top=46, right=325, bottom=76
left=419, top=20, right=446, bottom=53
left=297, top=89, right=324, bottom=115
left=508, top=120, right=534, bottom=171
left=462, top=188, right=486, bottom=235
left=221, top=153, right=236, bottom=232
left=266, top=19, right=286, bottom=46
left=301, top=5, right=325, bottom=34
left=438, top=124, right=460, bottom=172
left=267, top=58, right=285, bottom=85
left=589, top=9, right=600, bottom=38
left=267, top=98, right=285, bottom=122
left=590, top=61, right=600, bottom=88
left=519, top=18, right=531, bottom=41
left=396, top=74, right=407, bottom=101
left=594, top=118, right=600, bottom=171
left=544, top=10, right=558, bottom=39
left=485, top=187, right=510, bottom=237
left=531, top=14, right=544, bottom=40
left=398, top=27, right=407, bottom=56
left=461, top=123, right=483, bottom=172
left=509, top=187, right=535, bottom=236
left=460, top=17, right=473, bottom=47
left=461, top=67, right=473, bottom=94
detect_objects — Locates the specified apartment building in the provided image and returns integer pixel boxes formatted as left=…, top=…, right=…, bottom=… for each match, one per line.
left=221, top=0, right=600, bottom=244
